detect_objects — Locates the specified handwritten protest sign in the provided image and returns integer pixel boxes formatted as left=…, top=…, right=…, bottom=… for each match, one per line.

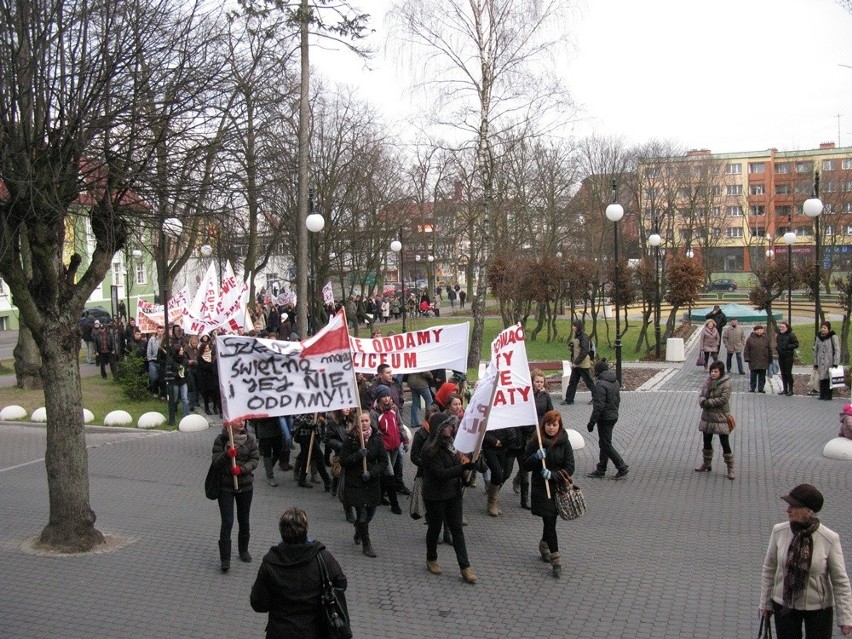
left=453, top=358, right=498, bottom=454
left=216, top=310, right=357, bottom=424
left=349, top=323, right=469, bottom=373
left=136, top=292, right=186, bottom=333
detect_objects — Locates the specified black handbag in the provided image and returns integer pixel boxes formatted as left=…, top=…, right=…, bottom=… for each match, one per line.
left=204, top=461, right=220, bottom=500
left=757, top=615, right=773, bottom=638
left=317, top=551, right=352, bottom=639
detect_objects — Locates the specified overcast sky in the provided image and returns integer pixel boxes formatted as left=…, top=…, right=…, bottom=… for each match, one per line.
left=310, top=0, right=852, bottom=155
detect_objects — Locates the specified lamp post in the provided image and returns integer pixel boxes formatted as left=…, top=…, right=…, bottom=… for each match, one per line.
left=648, top=219, right=662, bottom=360
left=305, top=189, right=325, bottom=337
left=803, top=172, right=823, bottom=338
left=125, top=248, right=142, bottom=321
left=605, top=178, right=624, bottom=385
left=783, top=230, right=796, bottom=323
left=160, top=217, right=183, bottom=349
left=685, top=245, right=694, bottom=324
left=390, top=227, right=405, bottom=332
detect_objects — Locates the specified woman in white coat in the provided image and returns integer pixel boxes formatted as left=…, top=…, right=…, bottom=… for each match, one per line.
left=760, top=484, right=852, bottom=638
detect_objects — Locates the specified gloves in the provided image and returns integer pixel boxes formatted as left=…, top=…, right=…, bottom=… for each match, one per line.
left=230, top=465, right=242, bottom=476
left=540, top=468, right=552, bottom=480
left=532, top=448, right=546, bottom=460
left=226, top=446, right=237, bottom=458
left=402, top=444, right=409, bottom=453
left=362, top=471, right=371, bottom=482
left=462, top=461, right=476, bottom=471
left=358, top=448, right=369, bottom=459
left=587, top=423, right=594, bottom=433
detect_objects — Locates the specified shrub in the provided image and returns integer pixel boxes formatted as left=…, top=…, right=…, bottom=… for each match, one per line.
left=115, top=353, right=151, bottom=401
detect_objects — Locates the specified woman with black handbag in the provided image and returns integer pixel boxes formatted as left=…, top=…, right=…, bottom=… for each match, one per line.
left=523, top=410, right=575, bottom=579
left=251, top=507, right=349, bottom=639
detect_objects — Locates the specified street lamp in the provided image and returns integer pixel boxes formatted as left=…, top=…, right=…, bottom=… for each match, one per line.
left=803, top=173, right=823, bottom=338
left=305, top=191, right=325, bottom=337
left=765, top=248, right=775, bottom=258
left=160, top=217, right=182, bottom=349
left=125, top=248, right=143, bottom=321
left=390, top=229, right=405, bottom=332
left=200, top=243, right=213, bottom=259
left=783, top=230, right=797, bottom=323
left=605, top=178, right=624, bottom=385
left=648, top=229, right=662, bottom=359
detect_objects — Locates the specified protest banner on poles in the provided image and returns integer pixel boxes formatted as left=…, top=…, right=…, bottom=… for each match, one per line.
left=322, top=281, right=334, bottom=306
left=136, top=291, right=187, bottom=333
left=349, top=323, right=469, bottom=373
left=453, top=323, right=538, bottom=454
left=216, top=310, right=357, bottom=425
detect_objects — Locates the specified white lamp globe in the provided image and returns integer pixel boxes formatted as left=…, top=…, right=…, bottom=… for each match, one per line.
left=605, top=202, right=624, bottom=222
left=783, top=231, right=797, bottom=245
left=765, top=248, right=775, bottom=257
left=686, top=248, right=694, bottom=258
left=200, top=244, right=213, bottom=257
left=306, top=213, right=325, bottom=233
left=390, top=240, right=402, bottom=253
left=131, top=249, right=143, bottom=259
left=428, top=255, right=434, bottom=263
left=803, top=197, right=823, bottom=217
left=163, top=217, right=183, bottom=237
left=648, top=233, right=661, bottom=247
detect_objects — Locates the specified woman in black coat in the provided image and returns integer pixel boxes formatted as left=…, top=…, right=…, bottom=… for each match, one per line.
left=212, top=421, right=260, bottom=572
left=250, top=507, right=347, bottom=639
left=775, top=321, right=799, bottom=397
left=421, top=413, right=478, bottom=583
left=340, top=411, right=387, bottom=558
left=523, top=409, right=575, bottom=579
left=511, top=369, right=554, bottom=508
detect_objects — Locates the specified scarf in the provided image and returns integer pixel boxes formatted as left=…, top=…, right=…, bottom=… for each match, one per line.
left=231, top=430, right=248, bottom=448
left=782, top=518, right=820, bottom=611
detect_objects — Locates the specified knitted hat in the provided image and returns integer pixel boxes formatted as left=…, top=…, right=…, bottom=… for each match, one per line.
left=373, top=384, right=392, bottom=400
left=594, top=359, right=609, bottom=377
left=844, top=403, right=852, bottom=416
left=781, top=484, right=824, bottom=513
left=428, top=412, right=452, bottom=430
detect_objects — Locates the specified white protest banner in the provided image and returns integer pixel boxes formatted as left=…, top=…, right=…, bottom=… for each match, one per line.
left=216, top=310, right=357, bottom=424
left=349, top=322, right=469, bottom=373
left=322, top=281, right=334, bottom=306
left=182, top=262, right=219, bottom=335
left=137, top=297, right=185, bottom=333
left=216, top=261, right=249, bottom=333
left=453, top=358, right=498, bottom=454
left=486, top=324, right=539, bottom=428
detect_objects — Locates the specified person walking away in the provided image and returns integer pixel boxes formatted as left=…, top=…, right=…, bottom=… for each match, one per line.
left=253, top=417, right=285, bottom=487
left=482, top=426, right=516, bottom=517
left=523, top=410, right=575, bottom=578
left=759, top=484, right=852, bottom=638
left=586, top=359, right=629, bottom=480
left=212, top=420, right=259, bottom=572
left=448, top=287, right=457, bottom=308
left=458, top=289, right=466, bottom=308
left=776, top=321, right=799, bottom=396
left=694, top=361, right=735, bottom=480
left=563, top=319, right=596, bottom=405
left=250, top=507, right=348, bottom=639
left=340, top=411, right=388, bottom=558
left=80, top=315, right=96, bottom=365
left=744, top=324, right=773, bottom=393
left=420, top=413, right=478, bottom=583
left=722, top=317, right=746, bottom=375
left=814, top=321, right=841, bottom=401
left=94, top=321, right=117, bottom=379
left=406, top=370, right=434, bottom=428
left=698, top=319, right=721, bottom=371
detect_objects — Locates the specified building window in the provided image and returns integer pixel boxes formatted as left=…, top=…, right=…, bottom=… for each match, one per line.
left=726, top=184, right=743, bottom=196
left=843, top=181, right=852, bottom=192
left=712, top=207, right=721, bottom=217
left=712, top=228, right=722, bottom=238
left=0, top=278, right=4, bottom=294
left=750, top=227, right=765, bottom=237
left=795, top=161, right=813, bottom=173
left=776, top=163, right=790, bottom=174
left=823, top=180, right=836, bottom=193
left=725, top=163, right=742, bottom=175
left=844, top=203, right=852, bottom=213
left=712, top=186, right=721, bottom=196
left=795, top=183, right=811, bottom=195
left=726, top=206, right=743, bottom=217
left=776, top=226, right=792, bottom=236
left=777, top=205, right=792, bottom=217
left=825, top=224, right=836, bottom=236
left=843, top=158, right=852, bottom=170
left=726, top=227, right=744, bottom=238
left=823, top=159, right=835, bottom=171
left=749, top=205, right=765, bottom=216
left=844, top=225, right=852, bottom=235
left=749, top=183, right=765, bottom=195
left=775, top=184, right=791, bottom=195
left=645, top=167, right=660, bottom=178
left=748, top=162, right=765, bottom=174
left=796, top=226, right=813, bottom=237
left=135, top=261, right=147, bottom=285
left=678, top=229, right=690, bottom=240
left=824, top=203, right=836, bottom=214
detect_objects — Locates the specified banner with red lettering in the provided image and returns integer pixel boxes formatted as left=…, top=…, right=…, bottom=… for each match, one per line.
left=136, top=287, right=188, bottom=333
left=485, top=324, right=538, bottom=428
left=216, top=310, right=357, bottom=424
left=453, top=358, right=498, bottom=454
left=349, top=323, right=469, bottom=373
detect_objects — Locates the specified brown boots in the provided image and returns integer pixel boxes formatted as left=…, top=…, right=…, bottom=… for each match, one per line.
left=550, top=552, right=562, bottom=578
left=694, top=448, right=713, bottom=472
left=486, top=483, right=502, bottom=517
left=723, top=453, right=735, bottom=480
left=538, top=540, right=551, bottom=563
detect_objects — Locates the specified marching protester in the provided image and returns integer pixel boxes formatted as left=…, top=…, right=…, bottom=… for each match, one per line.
left=371, top=385, right=405, bottom=514
left=340, top=411, right=388, bottom=558
left=293, top=413, right=331, bottom=491
left=562, top=319, right=595, bottom=405
left=586, top=359, right=629, bottom=480
left=211, top=420, right=260, bottom=572
left=775, top=321, right=799, bottom=396
left=411, top=405, right=453, bottom=544
left=252, top=416, right=285, bottom=487
left=523, top=410, right=575, bottom=578
left=325, top=407, right=356, bottom=500
left=694, top=361, right=735, bottom=480
left=814, top=321, right=841, bottom=401
left=482, top=425, right=518, bottom=517
left=370, top=365, right=409, bottom=494
left=197, top=334, right=221, bottom=416
left=512, top=370, right=553, bottom=509
left=420, top=413, right=478, bottom=583
left=759, top=484, right=852, bottom=638
left=250, top=507, right=348, bottom=639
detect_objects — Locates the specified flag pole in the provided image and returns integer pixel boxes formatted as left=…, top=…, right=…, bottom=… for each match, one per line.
left=534, top=423, right=551, bottom=499
left=341, top=307, right=368, bottom=473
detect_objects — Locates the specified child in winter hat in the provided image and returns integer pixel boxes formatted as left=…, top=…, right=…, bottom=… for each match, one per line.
left=839, top=403, right=852, bottom=439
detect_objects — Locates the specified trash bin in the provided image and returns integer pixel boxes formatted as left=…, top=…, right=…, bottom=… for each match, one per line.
left=666, top=338, right=685, bottom=362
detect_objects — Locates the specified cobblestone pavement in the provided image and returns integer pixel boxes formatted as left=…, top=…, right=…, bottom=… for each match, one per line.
left=1, top=342, right=851, bottom=638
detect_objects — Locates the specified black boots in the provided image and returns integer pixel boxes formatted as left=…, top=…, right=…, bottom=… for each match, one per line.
left=238, top=533, right=251, bottom=563
left=263, top=456, right=277, bottom=487
left=218, top=540, right=231, bottom=572
left=520, top=483, right=530, bottom=510
left=356, top=523, right=376, bottom=557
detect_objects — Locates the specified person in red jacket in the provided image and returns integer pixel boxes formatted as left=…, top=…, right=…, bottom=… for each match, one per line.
left=371, top=385, right=405, bottom=514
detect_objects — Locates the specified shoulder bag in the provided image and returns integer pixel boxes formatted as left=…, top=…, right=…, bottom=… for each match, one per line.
left=204, top=460, right=220, bottom=500
left=554, top=469, right=586, bottom=521
left=757, top=614, right=773, bottom=638
left=724, top=413, right=736, bottom=432
left=409, top=475, right=426, bottom=520
left=316, top=551, right=352, bottom=639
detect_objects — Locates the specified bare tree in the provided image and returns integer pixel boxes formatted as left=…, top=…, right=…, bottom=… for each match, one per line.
left=389, top=0, right=574, bottom=370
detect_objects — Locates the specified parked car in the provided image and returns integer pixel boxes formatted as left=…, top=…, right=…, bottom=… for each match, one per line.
left=80, top=306, right=112, bottom=322
left=704, top=279, right=737, bottom=292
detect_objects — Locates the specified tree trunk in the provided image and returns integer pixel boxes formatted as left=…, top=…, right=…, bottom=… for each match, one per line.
left=14, top=325, right=42, bottom=390
left=296, top=0, right=310, bottom=339
left=37, top=323, right=104, bottom=552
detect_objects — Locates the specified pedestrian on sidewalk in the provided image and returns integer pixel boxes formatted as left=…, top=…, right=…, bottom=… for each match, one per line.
left=759, top=484, right=852, bottom=638
left=722, top=317, right=746, bottom=375
left=744, top=324, right=773, bottom=393
left=776, top=321, right=799, bottom=396
left=250, top=507, right=348, bottom=639
left=586, top=359, right=629, bottom=480
left=814, top=321, right=841, bottom=401
left=694, top=361, right=735, bottom=480
left=698, top=319, right=721, bottom=371
left=562, top=319, right=596, bottom=405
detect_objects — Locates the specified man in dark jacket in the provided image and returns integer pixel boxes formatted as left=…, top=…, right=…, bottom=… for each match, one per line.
left=744, top=324, right=773, bottom=393
left=250, top=507, right=347, bottom=639
left=563, top=319, right=596, bottom=405
left=705, top=304, right=727, bottom=333
left=586, top=360, right=629, bottom=479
